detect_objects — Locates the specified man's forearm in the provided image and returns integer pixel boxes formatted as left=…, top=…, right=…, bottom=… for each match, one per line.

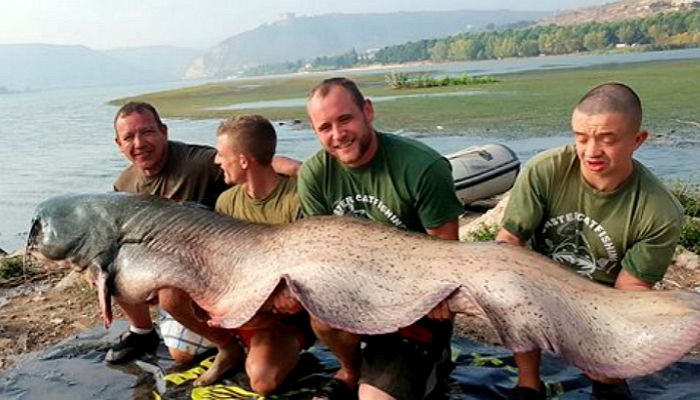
left=426, top=219, right=459, bottom=241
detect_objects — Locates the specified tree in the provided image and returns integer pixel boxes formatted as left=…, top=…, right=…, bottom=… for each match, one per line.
left=617, top=25, right=641, bottom=44
left=518, top=39, right=540, bottom=57
left=647, top=24, right=669, bottom=45
left=492, top=37, right=518, bottom=58
left=583, top=31, right=608, bottom=51
left=429, top=41, right=449, bottom=62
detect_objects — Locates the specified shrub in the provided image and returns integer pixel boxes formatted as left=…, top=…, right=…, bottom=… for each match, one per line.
left=385, top=72, right=498, bottom=89
left=680, top=217, right=700, bottom=254
left=0, top=256, right=24, bottom=280
left=466, top=224, right=499, bottom=242
left=670, top=179, right=700, bottom=253
left=671, top=180, right=700, bottom=217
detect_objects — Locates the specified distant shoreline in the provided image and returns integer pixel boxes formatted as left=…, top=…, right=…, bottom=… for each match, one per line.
left=110, top=54, right=700, bottom=140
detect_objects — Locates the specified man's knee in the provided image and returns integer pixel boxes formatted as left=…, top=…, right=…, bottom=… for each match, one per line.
left=168, top=347, right=196, bottom=365
left=359, top=384, right=397, bottom=400
left=159, top=288, right=191, bottom=316
left=246, top=362, right=284, bottom=394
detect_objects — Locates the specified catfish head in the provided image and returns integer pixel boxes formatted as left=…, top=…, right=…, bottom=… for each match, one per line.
left=27, top=193, right=127, bottom=327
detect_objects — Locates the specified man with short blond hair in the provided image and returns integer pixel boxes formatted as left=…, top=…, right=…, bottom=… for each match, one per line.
left=497, top=83, right=683, bottom=400
left=211, top=114, right=311, bottom=394
left=214, top=114, right=299, bottom=224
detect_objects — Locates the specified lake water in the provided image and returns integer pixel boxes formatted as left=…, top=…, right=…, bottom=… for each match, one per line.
left=1, top=49, right=699, bottom=252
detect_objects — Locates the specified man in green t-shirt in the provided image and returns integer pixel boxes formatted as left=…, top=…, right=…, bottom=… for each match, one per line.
left=298, top=77, right=464, bottom=400
left=496, top=83, right=683, bottom=400
left=209, top=114, right=312, bottom=394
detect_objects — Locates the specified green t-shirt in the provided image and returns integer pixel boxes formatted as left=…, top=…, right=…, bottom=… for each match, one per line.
left=502, top=144, right=683, bottom=285
left=298, top=132, right=463, bottom=233
left=114, top=141, right=227, bottom=208
left=215, top=175, right=301, bottom=225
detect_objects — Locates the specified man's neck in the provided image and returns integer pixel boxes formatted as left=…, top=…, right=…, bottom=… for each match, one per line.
left=244, top=166, right=281, bottom=200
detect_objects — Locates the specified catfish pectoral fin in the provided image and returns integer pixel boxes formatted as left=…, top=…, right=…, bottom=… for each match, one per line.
left=97, top=269, right=113, bottom=329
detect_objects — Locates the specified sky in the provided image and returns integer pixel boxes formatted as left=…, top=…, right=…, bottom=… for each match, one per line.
left=0, top=0, right=614, bottom=50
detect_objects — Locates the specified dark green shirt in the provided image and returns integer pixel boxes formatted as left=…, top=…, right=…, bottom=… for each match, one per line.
left=502, top=144, right=683, bottom=285
left=215, top=176, right=300, bottom=225
left=298, top=132, right=463, bottom=233
left=114, top=141, right=227, bottom=208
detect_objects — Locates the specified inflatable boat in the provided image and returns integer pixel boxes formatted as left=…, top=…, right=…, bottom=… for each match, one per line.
left=447, top=143, right=520, bottom=205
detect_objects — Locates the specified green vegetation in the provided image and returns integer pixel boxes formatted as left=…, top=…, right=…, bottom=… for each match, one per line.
left=671, top=180, right=700, bottom=217
left=465, top=224, right=499, bottom=242
left=384, top=72, right=498, bottom=89
left=237, top=9, right=700, bottom=75
left=671, top=180, right=700, bottom=253
left=0, top=256, right=24, bottom=280
left=111, top=58, right=700, bottom=138
left=681, top=218, right=700, bottom=254
left=377, top=9, right=700, bottom=64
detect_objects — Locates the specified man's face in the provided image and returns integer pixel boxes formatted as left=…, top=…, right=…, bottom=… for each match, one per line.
left=306, top=85, right=376, bottom=167
left=114, top=111, right=168, bottom=176
left=215, top=134, right=245, bottom=185
left=572, top=109, right=647, bottom=189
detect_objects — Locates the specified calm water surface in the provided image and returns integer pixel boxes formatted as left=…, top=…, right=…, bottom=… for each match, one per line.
left=1, top=49, right=699, bottom=251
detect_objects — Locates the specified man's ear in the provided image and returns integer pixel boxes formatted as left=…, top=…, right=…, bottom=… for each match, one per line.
left=363, top=98, right=374, bottom=123
left=239, top=153, right=249, bottom=170
left=634, top=130, right=649, bottom=149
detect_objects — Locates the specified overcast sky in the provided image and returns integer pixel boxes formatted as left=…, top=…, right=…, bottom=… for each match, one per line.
left=0, top=0, right=614, bottom=50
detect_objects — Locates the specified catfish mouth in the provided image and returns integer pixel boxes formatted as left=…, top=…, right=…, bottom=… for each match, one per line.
left=26, top=217, right=41, bottom=253
left=24, top=216, right=84, bottom=271
left=24, top=217, right=42, bottom=267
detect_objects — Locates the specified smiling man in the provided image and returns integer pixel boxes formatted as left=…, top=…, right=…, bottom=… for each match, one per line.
left=299, top=77, right=464, bottom=400
left=111, top=102, right=237, bottom=384
left=496, top=83, right=683, bottom=400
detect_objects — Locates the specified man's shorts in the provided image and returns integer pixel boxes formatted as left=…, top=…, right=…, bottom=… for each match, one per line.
left=159, top=309, right=315, bottom=356
left=158, top=309, right=216, bottom=355
left=359, top=318, right=454, bottom=400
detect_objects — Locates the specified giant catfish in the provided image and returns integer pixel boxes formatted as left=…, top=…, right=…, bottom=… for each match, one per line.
left=26, top=192, right=700, bottom=379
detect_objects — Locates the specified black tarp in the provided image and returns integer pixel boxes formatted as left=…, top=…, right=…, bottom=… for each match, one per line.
left=1, top=321, right=699, bottom=399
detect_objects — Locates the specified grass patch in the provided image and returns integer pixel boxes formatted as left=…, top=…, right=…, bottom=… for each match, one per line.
left=465, top=224, right=500, bottom=242
left=671, top=179, right=700, bottom=253
left=384, top=72, right=498, bottom=89
left=680, top=217, right=700, bottom=254
left=671, top=180, right=700, bottom=217
left=0, top=256, right=24, bottom=280
left=109, top=59, right=700, bottom=137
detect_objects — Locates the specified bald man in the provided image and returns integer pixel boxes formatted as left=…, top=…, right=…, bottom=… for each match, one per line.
left=496, top=83, right=683, bottom=400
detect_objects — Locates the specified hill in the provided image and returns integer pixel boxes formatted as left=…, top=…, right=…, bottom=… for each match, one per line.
left=0, top=44, right=160, bottom=91
left=104, top=46, right=201, bottom=82
left=541, top=0, right=700, bottom=26
left=186, top=10, right=549, bottom=79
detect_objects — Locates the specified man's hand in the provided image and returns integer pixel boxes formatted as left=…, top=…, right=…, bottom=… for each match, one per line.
left=495, top=228, right=526, bottom=246
left=427, top=300, right=455, bottom=320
